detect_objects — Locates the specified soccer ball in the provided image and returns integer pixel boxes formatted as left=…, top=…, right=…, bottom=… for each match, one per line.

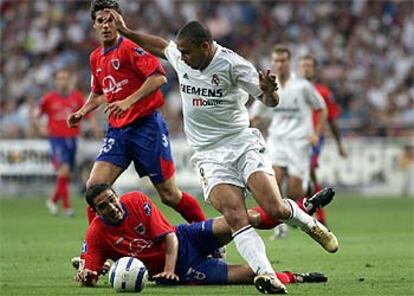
left=109, top=257, right=148, bottom=293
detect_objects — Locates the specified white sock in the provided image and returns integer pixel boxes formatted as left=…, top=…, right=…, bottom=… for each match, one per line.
left=232, top=225, right=275, bottom=275
left=283, top=199, right=316, bottom=230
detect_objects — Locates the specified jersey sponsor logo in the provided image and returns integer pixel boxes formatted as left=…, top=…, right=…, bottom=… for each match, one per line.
left=192, top=98, right=223, bottom=107
left=129, top=238, right=153, bottom=256
left=111, top=59, right=120, bottom=70
left=180, top=83, right=223, bottom=98
left=102, top=75, right=129, bottom=94
left=211, top=74, right=220, bottom=86
left=143, top=202, right=152, bottom=216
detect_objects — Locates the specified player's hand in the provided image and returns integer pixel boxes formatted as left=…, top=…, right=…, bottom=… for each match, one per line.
left=105, top=99, right=133, bottom=118
left=75, top=268, right=98, bottom=287
left=259, top=70, right=278, bottom=95
left=104, top=8, right=127, bottom=32
left=338, top=144, right=347, bottom=158
left=308, top=134, right=319, bottom=146
left=67, top=112, right=84, bottom=128
left=153, top=271, right=180, bottom=284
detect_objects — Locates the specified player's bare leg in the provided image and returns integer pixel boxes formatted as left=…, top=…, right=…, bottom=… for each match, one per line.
left=287, top=175, right=305, bottom=201
left=209, top=184, right=286, bottom=293
left=248, top=171, right=338, bottom=253
left=153, top=175, right=205, bottom=223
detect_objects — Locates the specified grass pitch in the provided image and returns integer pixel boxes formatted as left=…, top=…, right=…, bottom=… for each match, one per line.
left=1, top=193, right=413, bottom=295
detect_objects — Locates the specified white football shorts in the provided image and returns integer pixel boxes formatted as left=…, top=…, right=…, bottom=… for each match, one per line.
left=267, top=137, right=311, bottom=182
left=191, top=128, right=274, bottom=200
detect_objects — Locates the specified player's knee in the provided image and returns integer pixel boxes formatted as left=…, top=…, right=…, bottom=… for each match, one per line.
left=222, top=208, right=249, bottom=230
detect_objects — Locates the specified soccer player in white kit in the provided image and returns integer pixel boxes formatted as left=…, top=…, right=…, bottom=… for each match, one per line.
left=251, top=45, right=328, bottom=239
left=107, top=9, right=337, bottom=295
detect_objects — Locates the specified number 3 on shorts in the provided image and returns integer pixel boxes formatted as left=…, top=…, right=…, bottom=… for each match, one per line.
left=99, top=137, right=115, bottom=154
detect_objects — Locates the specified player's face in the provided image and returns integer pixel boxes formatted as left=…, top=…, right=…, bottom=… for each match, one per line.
left=299, top=59, right=316, bottom=80
left=176, top=38, right=210, bottom=70
left=94, top=189, right=125, bottom=224
left=93, top=10, right=118, bottom=46
left=271, top=52, right=291, bottom=77
left=54, top=71, right=71, bottom=93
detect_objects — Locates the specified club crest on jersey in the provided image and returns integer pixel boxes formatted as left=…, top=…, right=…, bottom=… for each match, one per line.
left=111, top=59, right=120, bottom=70
left=211, top=74, right=220, bottom=86
left=134, top=223, right=146, bottom=235
left=143, top=202, right=152, bottom=216
left=134, top=47, right=146, bottom=56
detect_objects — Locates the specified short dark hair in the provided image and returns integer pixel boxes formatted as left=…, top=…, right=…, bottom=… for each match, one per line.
left=90, top=0, right=122, bottom=21
left=273, top=44, right=291, bottom=59
left=85, top=183, right=113, bottom=209
left=300, top=54, right=318, bottom=67
left=177, top=20, right=212, bottom=45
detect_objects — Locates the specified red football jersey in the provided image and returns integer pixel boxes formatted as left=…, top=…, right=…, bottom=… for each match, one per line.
left=39, top=90, right=85, bottom=137
left=312, top=83, right=341, bottom=131
left=90, top=37, right=166, bottom=128
left=81, top=192, right=175, bottom=276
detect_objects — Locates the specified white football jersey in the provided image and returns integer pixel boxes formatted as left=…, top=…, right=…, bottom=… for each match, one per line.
left=164, top=41, right=263, bottom=151
left=250, top=74, right=325, bottom=140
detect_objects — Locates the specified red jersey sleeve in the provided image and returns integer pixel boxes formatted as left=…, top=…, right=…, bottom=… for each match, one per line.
left=90, top=52, right=103, bottom=95
left=130, top=192, right=175, bottom=242
left=317, top=84, right=341, bottom=121
left=126, top=44, right=166, bottom=79
left=81, top=224, right=107, bottom=272
left=38, top=93, right=50, bottom=115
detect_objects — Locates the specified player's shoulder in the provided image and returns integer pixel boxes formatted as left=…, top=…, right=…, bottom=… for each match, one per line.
left=121, top=38, right=152, bottom=57
left=120, top=191, right=150, bottom=206
left=217, top=44, right=250, bottom=66
left=292, top=75, right=311, bottom=88
left=90, top=47, right=102, bottom=59
left=42, top=90, right=58, bottom=101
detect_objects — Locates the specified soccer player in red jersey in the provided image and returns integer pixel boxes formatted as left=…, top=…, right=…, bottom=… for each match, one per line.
left=299, top=54, right=347, bottom=224
left=75, top=184, right=328, bottom=289
left=67, top=0, right=205, bottom=224
left=34, top=69, right=91, bottom=216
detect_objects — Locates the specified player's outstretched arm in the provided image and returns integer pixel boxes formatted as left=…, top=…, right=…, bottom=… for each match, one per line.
left=67, top=92, right=103, bottom=128
left=153, top=232, right=180, bottom=283
left=106, top=9, right=168, bottom=59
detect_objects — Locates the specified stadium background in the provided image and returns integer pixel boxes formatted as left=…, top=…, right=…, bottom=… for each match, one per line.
left=0, top=1, right=413, bottom=295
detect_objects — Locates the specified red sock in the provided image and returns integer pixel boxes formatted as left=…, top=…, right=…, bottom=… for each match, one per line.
left=316, top=208, right=327, bottom=225
left=313, top=184, right=327, bottom=224
left=276, top=271, right=296, bottom=284
left=57, top=176, right=70, bottom=209
left=250, top=206, right=281, bottom=229
left=296, top=196, right=307, bottom=212
left=51, top=184, right=60, bottom=204
left=86, top=206, right=96, bottom=224
left=174, top=192, right=206, bottom=223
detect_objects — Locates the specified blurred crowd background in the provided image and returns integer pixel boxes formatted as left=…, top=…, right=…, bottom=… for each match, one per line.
left=1, top=0, right=413, bottom=139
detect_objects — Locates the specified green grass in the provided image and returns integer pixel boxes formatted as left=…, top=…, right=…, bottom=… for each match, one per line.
left=1, top=194, right=413, bottom=295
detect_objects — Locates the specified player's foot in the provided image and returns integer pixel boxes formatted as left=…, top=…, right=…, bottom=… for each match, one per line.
left=293, top=272, right=328, bottom=283
left=270, top=223, right=288, bottom=240
left=254, top=273, right=288, bottom=294
left=304, top=219, right=338, bottom=253
left=46, top=200, right=58, bottom=215
left=303, top=187, right=335, bottom=216
left=63, top=208, right=75, bottom=217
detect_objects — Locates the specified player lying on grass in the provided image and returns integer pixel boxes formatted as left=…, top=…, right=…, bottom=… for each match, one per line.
left=74, top=184, right=333, bottom=292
